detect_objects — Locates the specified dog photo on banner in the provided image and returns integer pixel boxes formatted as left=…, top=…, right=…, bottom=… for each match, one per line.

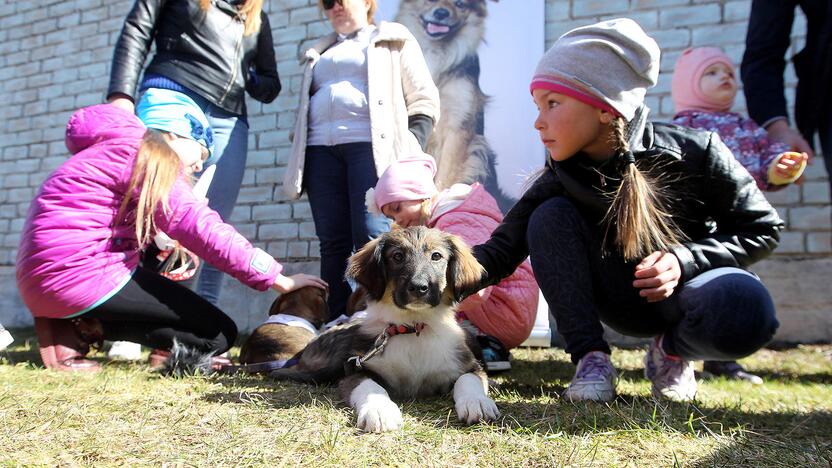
left=376, top=0, right=551, bottom=347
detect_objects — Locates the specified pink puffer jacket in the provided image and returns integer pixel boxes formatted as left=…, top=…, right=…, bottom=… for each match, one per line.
left=429, top=184, right=538, bottom=349
left=16, top=104, right=281, bottom=318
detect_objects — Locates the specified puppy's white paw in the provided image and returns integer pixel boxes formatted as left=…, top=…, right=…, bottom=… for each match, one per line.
left=455, top=395, right=500, bottom=425
left=356, top=398, right=403, bottom=433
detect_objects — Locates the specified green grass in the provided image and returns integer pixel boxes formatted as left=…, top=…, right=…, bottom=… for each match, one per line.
left=2, top=328, right=831, bottom=466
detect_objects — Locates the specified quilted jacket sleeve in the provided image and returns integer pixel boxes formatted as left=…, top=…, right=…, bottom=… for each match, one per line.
left=154, top=178, right=282, bottom=291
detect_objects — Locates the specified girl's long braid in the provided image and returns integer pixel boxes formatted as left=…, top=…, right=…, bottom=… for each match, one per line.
left=603, top=118, right=685, bottom=261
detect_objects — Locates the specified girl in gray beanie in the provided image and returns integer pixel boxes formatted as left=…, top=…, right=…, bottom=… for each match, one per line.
left=466, top=18, right=783, bottom=403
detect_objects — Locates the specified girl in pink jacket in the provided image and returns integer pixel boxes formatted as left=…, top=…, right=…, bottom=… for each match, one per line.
left=366, top=155, right=539, bottom=372
left=17, top=101, right=325, bottom=372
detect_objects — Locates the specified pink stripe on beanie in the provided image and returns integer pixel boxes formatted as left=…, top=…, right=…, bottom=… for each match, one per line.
left=529, top=18, right=660, bottom=121
left=671, top=47, right=735, bottom=114
left=370, top=153, right=438, bottom=213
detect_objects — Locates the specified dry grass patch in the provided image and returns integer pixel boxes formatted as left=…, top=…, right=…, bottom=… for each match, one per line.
left=2, top=328, right=831, bottom=466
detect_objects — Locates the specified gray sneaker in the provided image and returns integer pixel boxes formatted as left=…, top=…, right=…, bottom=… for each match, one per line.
left=563, top=351, right=618, bottom=402
left=644, top=337, right=697, bottom=402
left=0, top=323, right=13, bottom=351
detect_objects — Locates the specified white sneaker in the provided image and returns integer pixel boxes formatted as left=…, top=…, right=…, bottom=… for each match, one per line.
left=108, top=341, right=142, bottom=361
left=644, top=337, right=697, bottom=402
left=0, top=324, right=12, bottom=351
left=563, top=351, right=618, bottom=402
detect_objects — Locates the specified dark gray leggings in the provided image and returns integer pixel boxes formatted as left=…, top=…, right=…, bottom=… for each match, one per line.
left=527, top=197, right=779, bottom=364
left=84, top=266, right=238, bottom=354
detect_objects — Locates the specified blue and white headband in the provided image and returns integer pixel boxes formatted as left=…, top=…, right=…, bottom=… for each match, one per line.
left=136, top=88, right=214, bottom=156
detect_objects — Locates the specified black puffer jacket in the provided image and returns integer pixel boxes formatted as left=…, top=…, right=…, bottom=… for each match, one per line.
left=108, top=0, right=280, bottom=116
left=473, top=106, right=784, bottom=287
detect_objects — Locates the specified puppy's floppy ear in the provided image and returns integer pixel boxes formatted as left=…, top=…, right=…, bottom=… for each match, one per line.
left=346, top=237, right=387, bottom=301
left=269, top=293, right=289, bottom=316
left=444, top=233, right=485, bottom=302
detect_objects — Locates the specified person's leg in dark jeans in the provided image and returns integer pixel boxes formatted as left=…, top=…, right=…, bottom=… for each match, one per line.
left=342, top=142, right=391, bottom=257
left=84, top=267, right=238, bottom=354
left=305, top=145, right=356, bottom=321
left=819, top=110, right=832, bottom=199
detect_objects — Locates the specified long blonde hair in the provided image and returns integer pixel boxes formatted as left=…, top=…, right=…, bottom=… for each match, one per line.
left=199, top=0, right=263, bottom=36
left=117, top=130, right=182, bottom=247
left=603, top=118, right=686, bottom=260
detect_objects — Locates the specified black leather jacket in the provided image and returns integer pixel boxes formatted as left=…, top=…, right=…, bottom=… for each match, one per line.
left=108, top=0, right=280, bottom=116
left=473, top=106, right=784, bottom=288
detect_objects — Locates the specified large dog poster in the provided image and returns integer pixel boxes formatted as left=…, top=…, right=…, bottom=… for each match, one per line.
left=376, top=0, right=545, bottom=212
left=377, top=1, right=551, bottom=347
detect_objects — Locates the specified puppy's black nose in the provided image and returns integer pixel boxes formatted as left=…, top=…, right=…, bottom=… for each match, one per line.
left=432, top=8, right=449, bottom=20
left=407, top=281, right=430, bottom=297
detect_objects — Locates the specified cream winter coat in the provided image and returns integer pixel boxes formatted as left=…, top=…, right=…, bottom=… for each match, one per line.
left=283, top=21, right=440, bottom=199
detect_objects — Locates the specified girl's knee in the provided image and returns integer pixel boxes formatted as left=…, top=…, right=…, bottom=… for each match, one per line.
left=708, top=274, right=779, bottom=357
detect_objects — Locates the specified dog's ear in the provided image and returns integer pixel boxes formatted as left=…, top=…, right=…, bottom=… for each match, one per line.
left=346, top=237, right=387, bottom=301
left=444, top=233, right=485, bottom=302
left=269, top=293, right=289, bottom=316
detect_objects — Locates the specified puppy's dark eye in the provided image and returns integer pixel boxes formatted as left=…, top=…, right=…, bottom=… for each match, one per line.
left=454, top=0, right=469, bottom=9
left=392, top=252, right=404, bottom=262
left=431, top=252, right=442, bottom=261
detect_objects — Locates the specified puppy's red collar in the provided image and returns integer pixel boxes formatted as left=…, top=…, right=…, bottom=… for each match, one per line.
left=385, top=322, right=426, bottom=337
left=348, top=322, right=427, bottom=370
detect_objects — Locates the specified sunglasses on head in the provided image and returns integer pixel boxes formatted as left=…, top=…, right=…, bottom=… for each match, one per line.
left=322, top=0, right=344, bottom=9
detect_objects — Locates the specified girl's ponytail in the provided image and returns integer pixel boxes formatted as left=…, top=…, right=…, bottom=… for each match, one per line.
left=117, top=130, right=182, bottom=247
left=604, top=118, right=685, bottom=261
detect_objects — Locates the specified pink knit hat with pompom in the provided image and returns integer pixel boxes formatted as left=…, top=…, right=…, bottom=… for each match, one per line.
left=671, top=47, right=735, bottom=114
left=366, top=154, right=438, bottom=215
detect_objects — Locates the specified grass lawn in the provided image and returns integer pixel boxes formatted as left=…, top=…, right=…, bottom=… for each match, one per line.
left=2, top=328, right=831, bottom=466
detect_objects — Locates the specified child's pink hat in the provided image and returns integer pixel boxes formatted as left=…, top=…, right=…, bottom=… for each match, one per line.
left=366, top=154, right=438, bottom=215
left=671, top=47, right=735, bottom=114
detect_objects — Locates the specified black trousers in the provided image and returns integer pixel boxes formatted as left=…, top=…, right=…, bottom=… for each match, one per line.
left=527, top=197, right=779, bottom=364
left=84, top=266, right=238, bottom=354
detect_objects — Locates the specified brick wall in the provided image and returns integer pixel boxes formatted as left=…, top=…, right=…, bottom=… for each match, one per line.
left=1, top=0, right=829, bottom=340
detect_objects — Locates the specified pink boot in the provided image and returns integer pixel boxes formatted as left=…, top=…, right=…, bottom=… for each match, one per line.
left=35, top=317, right=101, bottom=372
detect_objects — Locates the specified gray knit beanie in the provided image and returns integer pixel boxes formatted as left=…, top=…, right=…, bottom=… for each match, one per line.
left=530, top=18, right=660, bottom=121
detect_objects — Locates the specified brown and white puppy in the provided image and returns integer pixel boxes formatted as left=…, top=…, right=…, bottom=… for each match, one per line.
left=238, top=286, right=328, bottom=370
left=270, top=227, right=499, bottom=432
left=396, top=0, right=504, bottom=203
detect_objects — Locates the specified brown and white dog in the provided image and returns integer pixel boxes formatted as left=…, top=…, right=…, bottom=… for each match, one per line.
left=395, top=0, right=510, bottom=209
left=270, top=227, right=499, bottom=432
left=237, top=286, right=329, bottom=372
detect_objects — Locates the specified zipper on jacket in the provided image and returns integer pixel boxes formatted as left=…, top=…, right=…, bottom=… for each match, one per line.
left=218, top=16, right=245, bottom=106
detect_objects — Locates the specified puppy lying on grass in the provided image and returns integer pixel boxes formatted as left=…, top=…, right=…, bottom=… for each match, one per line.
left=270, top=227, right=499, bottom=432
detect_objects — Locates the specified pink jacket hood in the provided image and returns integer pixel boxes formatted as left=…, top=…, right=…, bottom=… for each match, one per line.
left=65, top=104, right=147, bottom=154
left=429, top=184, right=538, bottom=348
left=17, top=105, right=281, bottom=318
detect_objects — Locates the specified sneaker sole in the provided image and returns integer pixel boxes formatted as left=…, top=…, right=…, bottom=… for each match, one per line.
left=485, top=361, right=511, bottom=372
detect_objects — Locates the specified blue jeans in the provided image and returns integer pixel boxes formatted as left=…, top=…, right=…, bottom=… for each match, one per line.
left=527, top=197, right=779, bottom=364
left=190, top=94, right=249, bottom=305
left=305, top=143, right=391, bottom=320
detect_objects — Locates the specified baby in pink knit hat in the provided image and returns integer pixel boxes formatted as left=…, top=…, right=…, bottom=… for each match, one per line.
left=366, top=154, right=539, bottom=373
left=671, top=47, right=807, bottom=190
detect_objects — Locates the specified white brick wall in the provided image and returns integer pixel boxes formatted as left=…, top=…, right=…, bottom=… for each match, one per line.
left=0, top=0, right=829, bottom=335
